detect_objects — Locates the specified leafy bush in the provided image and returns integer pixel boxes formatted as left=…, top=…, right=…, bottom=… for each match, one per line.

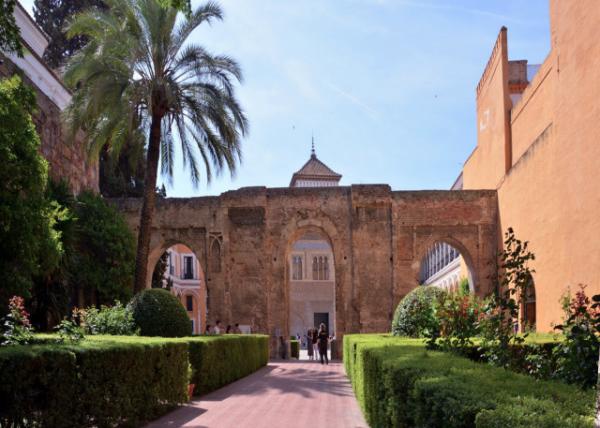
left=0, top=337, right=188, bottom=427
left=344, top=334, right=595, bottom=428
left=0, top=76, right=62, bottom=307
left=129, top=289, right=192, bottom=337
left=553, top=285, right=600, bottom=388
left=478, top=228, right=535, bottom=367
left=54, top=319, right=84, bottom=344
left=392, top=286, right=446, bottom=337
left=430, top=290, right=483, bottom=354
left=82, top=301, right=138, bottom=335
left=185, top=335, right=269, bottom=395
left=290, top=339, right=300, bottom=359
left=1, top=296, right=34, bottom=345
left=70, top=191, right=136, bottom=305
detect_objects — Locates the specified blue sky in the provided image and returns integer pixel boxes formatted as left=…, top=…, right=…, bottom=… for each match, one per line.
left=23, top=0, right=551, bottom=196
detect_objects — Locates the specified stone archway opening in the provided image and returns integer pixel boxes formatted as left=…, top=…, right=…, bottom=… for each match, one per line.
left=287, top=229, right=336, bottom=360
left=417, top=240, right=476, bottom=294
left=150, top=243, right=207, bottom=334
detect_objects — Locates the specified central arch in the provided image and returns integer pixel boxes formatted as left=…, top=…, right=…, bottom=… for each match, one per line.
left=286, top=226, right=336, bottom=359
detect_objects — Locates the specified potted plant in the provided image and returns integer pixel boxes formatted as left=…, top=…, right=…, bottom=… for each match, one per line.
left=187, top=363, right=196, bottom=400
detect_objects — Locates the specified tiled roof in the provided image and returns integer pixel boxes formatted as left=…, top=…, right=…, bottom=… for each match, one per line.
left=290, top=153, right=342, bottom=186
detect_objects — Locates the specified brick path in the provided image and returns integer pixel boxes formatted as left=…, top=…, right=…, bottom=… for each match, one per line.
left=146, top=360, right=368, bottom=428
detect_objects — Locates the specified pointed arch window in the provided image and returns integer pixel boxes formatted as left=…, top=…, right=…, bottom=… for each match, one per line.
left=292, top=255, right=303, bottom=280
left=210, top=239, right=221, bottom=273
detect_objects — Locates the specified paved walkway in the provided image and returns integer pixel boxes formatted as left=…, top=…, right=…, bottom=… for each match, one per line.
left=146, top=360, right=368, bottom=428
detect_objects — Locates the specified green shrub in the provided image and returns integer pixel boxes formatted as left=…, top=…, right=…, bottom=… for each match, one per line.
left=0, top=76, right=61, bottom=306
left=344, top=334, right=595, bottom=428
left=83, top=301, right=138, bottom=335
left=70, top=191, right=136, bottom=305
left=129, top=289, right=192, bottom=337
left=392, top=286, right=447, bottom=337
left=186, top=335, right=269, bottom=395
left=0, top=338, right=188, bottom=427
left=290, top=339, right=300, bottom=359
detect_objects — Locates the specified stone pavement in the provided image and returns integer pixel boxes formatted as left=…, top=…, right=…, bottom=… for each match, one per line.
left=146, top=360, right=368, bottom=428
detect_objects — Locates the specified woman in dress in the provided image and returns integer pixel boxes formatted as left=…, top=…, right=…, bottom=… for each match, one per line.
left=317, top=323, right=329, bottom=365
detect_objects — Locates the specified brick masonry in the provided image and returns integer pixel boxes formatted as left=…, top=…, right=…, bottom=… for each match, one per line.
left=0, top=56, right=99, bottom=194
left=113, top=186, right=498, bottom=356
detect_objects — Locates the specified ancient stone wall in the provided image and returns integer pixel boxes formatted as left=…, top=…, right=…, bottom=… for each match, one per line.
left=113, top=185, right=497, bottom=356
left=0, top=56, right=99, bottom=194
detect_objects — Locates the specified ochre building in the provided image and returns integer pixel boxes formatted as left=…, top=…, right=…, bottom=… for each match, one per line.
left=458, top=0, right=600, bottom=331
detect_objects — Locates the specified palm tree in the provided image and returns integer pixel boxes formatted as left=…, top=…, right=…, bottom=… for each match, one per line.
left=63, top=0, right=248, bottom=293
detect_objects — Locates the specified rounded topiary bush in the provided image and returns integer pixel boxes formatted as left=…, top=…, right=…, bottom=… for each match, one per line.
left=392, top=286, right=447, bottom=337
left=128, top=289, right=192, bottom=337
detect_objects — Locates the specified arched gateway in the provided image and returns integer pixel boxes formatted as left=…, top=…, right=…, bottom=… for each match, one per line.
left=111, top=146, right=496, bottom=356
left=112, top=185, right=497, bottom=356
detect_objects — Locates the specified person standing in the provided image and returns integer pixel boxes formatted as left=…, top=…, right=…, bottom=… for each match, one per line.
left=214, top=320, right=222, bottom=334
left=307, top=329, right=314, bottom=360
left=317, top=323, right=329, bottom=365
left=311, top=327, right=319, bottom=359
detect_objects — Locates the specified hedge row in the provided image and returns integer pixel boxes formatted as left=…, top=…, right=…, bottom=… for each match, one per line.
left=344, top=334, right=595, bottom=428
left=0, top=334, right=269, bottom=427
left=0, top=339, right=188, bottom=427
left=185, top=335, right=269, bottom=395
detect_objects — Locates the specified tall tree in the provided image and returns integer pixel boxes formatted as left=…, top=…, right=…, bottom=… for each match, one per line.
left=33, top=0, right=105, bottom=69
left=0, top=0, right=22, bottom=56
left=63, top=0, right=247, bottom=293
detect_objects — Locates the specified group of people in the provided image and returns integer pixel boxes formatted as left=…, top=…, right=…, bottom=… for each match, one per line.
left=204, top=320, right=243, bottom=335
left=306, top=323, right=330, bottom=365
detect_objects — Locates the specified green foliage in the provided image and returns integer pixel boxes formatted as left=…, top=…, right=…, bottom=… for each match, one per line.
left=1, top=296, right=34, bottom=346
left=33, top=0, right=106, bottom=69
left=344, top=334, right=595, bottom=428
left=70, top=191, right=135, bottom=304
left=0, top=76, right=61, bottom=306
left=391, top=286, right=446, bottom=337
left=0, top=337, right=188, bottom=427
left=478, top=228, right=535, bottom=367
left=0, top=0, right=22, bottom=56
left=185, top=335, right=269, bottom=395
left=54, top=319, right=84, bottom=343
left=99, top=139, right=146, bottom=197
left=290, top=339, right=300, bottom=359
left=433, top=290, right=483, bottom=354
left=129, top=289, right=192, bottom=337
left=81, top=301, right=137, bottom=335
left=553, top=285, right=600, bottom=388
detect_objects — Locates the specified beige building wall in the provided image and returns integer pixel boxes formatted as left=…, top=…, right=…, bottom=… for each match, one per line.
left=462, top=0, right=600, bottom=331
left=166, top=243, right=207, bottom=334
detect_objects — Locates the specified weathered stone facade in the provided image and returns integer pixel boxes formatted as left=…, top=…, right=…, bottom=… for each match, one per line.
left=114, top=185, right=497, bottom=355
left=1, top=3, right=99, bottom=193
left=0, top=57, right=99, bottom=194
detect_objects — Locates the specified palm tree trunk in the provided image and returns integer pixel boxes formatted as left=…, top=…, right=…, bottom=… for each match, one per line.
left=133, top=114, right=162, bottom=293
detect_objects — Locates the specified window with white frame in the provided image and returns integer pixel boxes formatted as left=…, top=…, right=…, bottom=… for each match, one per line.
left=292, top=255, right=303, bottom=280
left=312, top=255, right=330, bottom=280
left=183, top=255, right=194, bottom=279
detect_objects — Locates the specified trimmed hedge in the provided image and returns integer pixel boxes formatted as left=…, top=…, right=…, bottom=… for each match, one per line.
left=344, top=334, right=595, bottom=428
left=186, top=335, right=269, bottom=395
left=290, top=339, right=300, bottom=359
left=0, top=334, right=269, bottom=426
left=0, top=338, right=188, bottom=427
left=129, top=288, right=192, bottom=337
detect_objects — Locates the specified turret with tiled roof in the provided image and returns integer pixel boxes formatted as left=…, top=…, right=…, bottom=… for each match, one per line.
left=289, top=138, right=342, bottom=187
